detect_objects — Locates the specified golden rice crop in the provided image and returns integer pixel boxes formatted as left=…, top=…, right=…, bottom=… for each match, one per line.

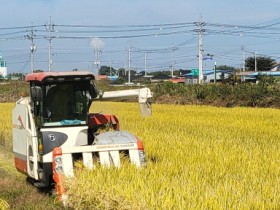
left=0, top=198, right=9, bottom=209
left=65, top=102, right=280, bottom=209
left=0, top=103, right=13, bottom=149
left=1, top=102, right=280, bottom=209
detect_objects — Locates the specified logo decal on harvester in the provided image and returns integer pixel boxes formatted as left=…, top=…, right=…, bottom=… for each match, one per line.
left=17, top=115, right=25, bottom=129
left=12, top=115, right=25, bottom=129
left=48, top=134, right=56, bottom=141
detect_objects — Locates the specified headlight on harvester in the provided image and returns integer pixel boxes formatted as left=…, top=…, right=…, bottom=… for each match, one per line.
left=52, top=147, right=64, bottom=175
left=55, top=156, right=62, bottom=164
left=55, top=165, right=63, bottom=173
left=137, top=140, right=147, bottom=167
left=138, top=150, right=146, bottom=166
left=54, top=156, right=64, bottom=174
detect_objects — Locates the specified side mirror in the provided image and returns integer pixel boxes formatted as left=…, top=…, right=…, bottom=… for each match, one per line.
left=89, top=84, right=98, bottom=99
left=30, top=86, right=43, bottom=102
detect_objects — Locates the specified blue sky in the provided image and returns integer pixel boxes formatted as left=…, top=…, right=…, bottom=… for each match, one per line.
left=1, top=0, right=280, bottom=74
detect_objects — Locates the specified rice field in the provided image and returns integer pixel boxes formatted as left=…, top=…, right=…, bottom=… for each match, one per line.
left=66, top=102, right=280, bottom=209
left=0, top=103, right=13, bottom=150
left=1, top=102, right=280, bottom=209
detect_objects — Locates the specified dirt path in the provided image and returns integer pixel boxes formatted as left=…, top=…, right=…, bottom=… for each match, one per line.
left=0, top=147, right=64, bottom=210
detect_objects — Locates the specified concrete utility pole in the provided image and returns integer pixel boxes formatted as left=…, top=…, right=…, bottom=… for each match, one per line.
left=241, top=46, right=245, bottom=72
left=170, top=46, right=178, bottom=78
left=144, top=52, right=147, bottom=77
left=128, top=46, right=131, bottom=84
left=109, top=61, right=112, bottom=76
left=94, top=48, right=101, bottom=76
left=214, top=61, right=217, bottom=84
left=26, top=26, right=36, bottom=73
left=195, top=20, right=205, bottom=84
left=46, top=16, right=54, bottom=72
left=254, top=51, right=257, bottom=72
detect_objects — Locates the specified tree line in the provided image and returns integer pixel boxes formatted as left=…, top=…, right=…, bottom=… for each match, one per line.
left=97, top=55, right=277, bottom=77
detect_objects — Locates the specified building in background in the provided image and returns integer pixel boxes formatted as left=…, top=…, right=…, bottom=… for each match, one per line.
left=0, top=55, right=7, bottom=78
left=184, top=69, right=233, bottom=84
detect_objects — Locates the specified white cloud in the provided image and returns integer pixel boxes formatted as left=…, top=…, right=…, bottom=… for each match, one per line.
left=90, top=38, right=105, bottom=50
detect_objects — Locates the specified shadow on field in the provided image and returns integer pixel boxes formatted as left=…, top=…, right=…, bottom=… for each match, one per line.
left=148, top=155, right=161, bottom=163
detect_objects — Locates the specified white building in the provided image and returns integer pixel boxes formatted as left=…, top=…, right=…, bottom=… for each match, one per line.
left=184, top=69, right=233, bottom=84
left=0, top=56, right=7, bottom=78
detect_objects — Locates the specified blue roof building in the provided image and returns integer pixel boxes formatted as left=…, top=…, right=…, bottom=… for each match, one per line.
left=183, top=69, right=233, bottom=83
left=237, top=71, right=280, bottom=82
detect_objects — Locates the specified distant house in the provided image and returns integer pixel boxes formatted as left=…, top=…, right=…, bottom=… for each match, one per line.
left=236, top=71, right=255, bottom=82
left=0, top=56, right=7, bottom=78
left=271, top=63, right=280, bottom=71
left=150, top=74, right=171, bottom=83
left=170, top=77, right=186, bottom=83
left=95, top=75, right=120, bottom=81
left=95, top=75, right=108, bottom=80
left=184, top=69, right=233, bottom=84
left=107, top=75, right=118, bottom=81
left=237, top=71, right=280, bottom=82
left=178, top=69, right=191, bottom=76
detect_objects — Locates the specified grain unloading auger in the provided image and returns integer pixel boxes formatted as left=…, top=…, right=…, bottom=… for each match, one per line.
left=12, top=71, right=152, bottom=204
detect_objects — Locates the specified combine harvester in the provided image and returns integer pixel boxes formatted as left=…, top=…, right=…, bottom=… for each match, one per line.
left=12, top=71, right=152, bottom=204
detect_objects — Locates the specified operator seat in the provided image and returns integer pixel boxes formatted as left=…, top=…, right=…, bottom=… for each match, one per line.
left=46, top=84, right=75, bottom=121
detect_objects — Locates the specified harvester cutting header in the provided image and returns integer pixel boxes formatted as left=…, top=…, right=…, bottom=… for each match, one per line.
left=12, top=71, right=152, bottom=203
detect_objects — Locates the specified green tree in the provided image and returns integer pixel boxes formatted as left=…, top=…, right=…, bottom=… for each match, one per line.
left=245, top=56, right=276, bottom=71
left=216, top=65, right=236, bottom=71
left=118, top=68, right=126, bottom=76
left=99, top=66, right=116, bottom=75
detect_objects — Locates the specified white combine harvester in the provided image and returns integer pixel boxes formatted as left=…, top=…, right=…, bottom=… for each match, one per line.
left=12, top=71, right=152, bottom=203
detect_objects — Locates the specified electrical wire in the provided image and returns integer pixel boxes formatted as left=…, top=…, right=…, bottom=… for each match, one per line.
left=2, top=19, right=280, bottom=72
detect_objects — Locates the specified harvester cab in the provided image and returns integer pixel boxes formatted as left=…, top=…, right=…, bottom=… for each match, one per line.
left=12, top=71, right=152, bottom=197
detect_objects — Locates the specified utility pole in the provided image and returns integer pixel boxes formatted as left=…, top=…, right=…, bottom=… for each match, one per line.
left=195, top=20, right=205, bottom=84
left=94, top=48, right=101, bottom=76
left=124, top=60, right=127, bottom=76
left=214, top=61, right=217, bottom=84
left=46, top=16, right=54, bottom=72
left=26, top=26, right=36, bottom=73
left=170, top=46, right=178, bottom=78
left=254, top=51, right=257, bottom=72
left=144, top=52, right=147, bottom=77
left=109, top=61, right=112, bottom=76
left=241, top=46, right=245, bottom=72
left=128, top=46, right=131, bottom=84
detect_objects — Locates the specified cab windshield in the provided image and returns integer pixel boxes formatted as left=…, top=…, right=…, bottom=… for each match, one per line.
left=42, top=81, right=92, bottom=127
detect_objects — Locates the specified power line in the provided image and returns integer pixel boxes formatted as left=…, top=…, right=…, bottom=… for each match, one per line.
left=0, top=25, right=44, bottom=30
left=3, top=19, right=280, bottom=73
left=56, top=22, right=195, bottom=28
